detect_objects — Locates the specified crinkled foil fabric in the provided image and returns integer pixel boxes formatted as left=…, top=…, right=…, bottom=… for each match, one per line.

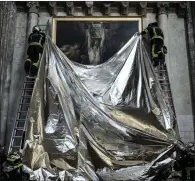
left=22, top=34, right=178, bottom=181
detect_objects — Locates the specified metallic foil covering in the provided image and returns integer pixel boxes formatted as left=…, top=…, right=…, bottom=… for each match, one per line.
left=22, top=34, right=178, bottom=181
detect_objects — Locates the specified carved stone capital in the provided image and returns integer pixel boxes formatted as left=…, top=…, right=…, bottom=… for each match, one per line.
left=121, top=2, right=129, bottom=15
left=26, top=1, right=39, bottom=14
left=176, top=2, right=187, bottom=18
left=66, top=2, right=74, bottom=16
left=48, top=1, right=57, bottom=16
left=49, top=1, right=56, bottom=8
left=138, top=2, right=147, bottom=17
left=157, top=2, right=169, bottom=16
left=103, top=3, right=111, bottom=15
left=85, top=1, right=93, bottom=15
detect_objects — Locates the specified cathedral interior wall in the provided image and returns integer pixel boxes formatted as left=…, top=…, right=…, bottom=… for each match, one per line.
left=4, top=5, right=195, bottom=151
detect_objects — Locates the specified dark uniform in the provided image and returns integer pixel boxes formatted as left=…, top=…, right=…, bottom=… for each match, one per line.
left=25, top=26, right=46, bottom=76
left=141, top=22, right=167, bottom=67
left=2, top=152, right=23, bottom=180
left=173, top=149, right=195, bottom=181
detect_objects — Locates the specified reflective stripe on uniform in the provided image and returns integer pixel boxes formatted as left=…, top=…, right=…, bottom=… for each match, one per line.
left=151, top=27, right=164, bottom=40
left=32, top=53, right=41, bottom=68
left=151, top=36, right=164, bottom=40
left=152, top=44, right=158, bottom=58
left=25, top=58, right=31, bottom=63
left=29, top=42, right=43, bottom=48
left=7, top=157, right=15, bottom=162
left=13, top=163, right=23, bottom=169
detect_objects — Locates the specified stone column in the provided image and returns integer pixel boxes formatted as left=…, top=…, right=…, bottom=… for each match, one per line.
left=0, top=2, right=17, bottom=147
left=156, top=3, right=171, bottom=104
left=157, top=2, right=169, bottom=65
left=26, top=2, right=39, bottom=36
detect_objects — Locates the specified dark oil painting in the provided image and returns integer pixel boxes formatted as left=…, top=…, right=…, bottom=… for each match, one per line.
left=54, top=18, right=141, bottom=65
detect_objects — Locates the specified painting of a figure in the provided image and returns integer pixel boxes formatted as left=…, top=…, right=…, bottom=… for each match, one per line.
left=52, top=17, right=142, bottom=65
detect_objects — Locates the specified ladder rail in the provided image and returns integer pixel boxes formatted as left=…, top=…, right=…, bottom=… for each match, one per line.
left=155, top=64, right=176, bottom=118
left=8, top=76, right=36, bottom=153
left=8, top=78, right=27, bottom=152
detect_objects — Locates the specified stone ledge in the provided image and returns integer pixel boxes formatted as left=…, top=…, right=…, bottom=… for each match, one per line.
left=15, top=2, right=186, bottom=17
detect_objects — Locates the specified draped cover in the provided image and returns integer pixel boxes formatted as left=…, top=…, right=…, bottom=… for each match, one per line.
left=23, top=34, right=178, bottom=181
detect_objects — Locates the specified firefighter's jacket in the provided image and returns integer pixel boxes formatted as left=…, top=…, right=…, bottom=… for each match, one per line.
left=142, top=26, right=164, bottom=41
left=28, top=31, right=46, bottom=48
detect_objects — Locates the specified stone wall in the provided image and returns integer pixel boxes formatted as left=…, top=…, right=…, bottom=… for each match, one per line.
left=186, top=2, right=195, bottom=143
left=6, top=12, right=28, bottom=150
left=168, top=12, right=194, bottom=142
left=0, top=2, right=17, bottom=146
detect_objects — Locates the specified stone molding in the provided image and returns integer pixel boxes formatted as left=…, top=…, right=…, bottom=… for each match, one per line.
left=103, top=3, right=111, bottom=15
left=176, top=2, right=187, bottom=18
left=85, top=1, right=93, bottom=15
left=66, top=2, right=74, bottom=16
left=15, top=2, right=187, bottom=18
left=48, top=1, right=57, bottom=16
left=26, top=1, right=39, bottom=14
left=157, top=2, right=169, bottom=16
left=121, top=2, right=129, bottom=15
left=138, top=2, right=147, bottom=17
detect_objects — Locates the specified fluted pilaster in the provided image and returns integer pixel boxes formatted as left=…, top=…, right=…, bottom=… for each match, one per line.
left=0, top=1, right=17, bottom=146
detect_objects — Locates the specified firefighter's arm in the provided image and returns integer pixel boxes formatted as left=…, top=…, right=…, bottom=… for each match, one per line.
left=28, top=33, right=32, bottom=43
left=41, top=32, right=46, bottom=44
left=141, top=26, right=152, bottom=35
left=140, top=26, right=149, bottom=35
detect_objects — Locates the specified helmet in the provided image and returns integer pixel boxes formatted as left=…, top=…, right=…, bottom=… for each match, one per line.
left=148, top=22, right=158, bottom=27
left=33, top=25, right=41, bottom=33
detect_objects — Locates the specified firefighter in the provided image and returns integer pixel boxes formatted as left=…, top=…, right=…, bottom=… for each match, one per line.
left=25, top=25, right=46, bottom=76
left=141, top=22, right=167, bottom=67
left=173, top=143, right=195, bottom=181
left=2, top=151, right=23, bottom=180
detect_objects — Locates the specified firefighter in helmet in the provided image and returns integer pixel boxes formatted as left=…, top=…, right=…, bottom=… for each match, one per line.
left=141, top=22, right=167, bottom=67
left=2, top=151, right=23, bottom=180
left=24, top=25, right=46, bottom=76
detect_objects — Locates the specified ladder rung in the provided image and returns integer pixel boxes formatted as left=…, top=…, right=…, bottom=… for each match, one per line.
left=25, top=76, right=36, bottom=79
left=24, top=80, right=35, bottom=83
left=23, top=88, right=33, bottom=90
left=16, top=119, right=26, bottom=121
left=19, top=103, right=30, bottom=105
left=14, top=127, right=24, bottom=130
left=21, top=95, right=32, bottom=98
left=11, top=146, right=20, bottom=148
left=162, top=90, right=171, bottom=92
left=20, top=101, right=30, bottom=104
left=18, top=111, right=28, bottom=113
left=13, top=136, right=23, bottom=138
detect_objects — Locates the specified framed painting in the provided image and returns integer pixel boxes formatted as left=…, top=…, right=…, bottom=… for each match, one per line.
left=52, top=17, right=142, bottom=65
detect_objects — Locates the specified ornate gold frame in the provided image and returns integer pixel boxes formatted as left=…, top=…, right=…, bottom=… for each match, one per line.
left=52, top=16, right=143, bottom=43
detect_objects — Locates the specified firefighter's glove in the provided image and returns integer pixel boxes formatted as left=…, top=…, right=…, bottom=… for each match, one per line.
left=141, top=31, right=147, bottom=35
